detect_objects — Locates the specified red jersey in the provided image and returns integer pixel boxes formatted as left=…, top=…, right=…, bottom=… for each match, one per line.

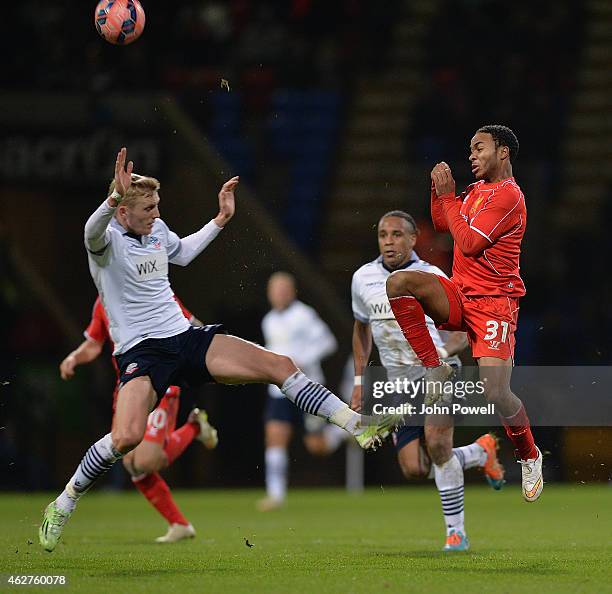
left=431, top=177, right=526, bottom=297
left=84, top=295, right=195, bottom=381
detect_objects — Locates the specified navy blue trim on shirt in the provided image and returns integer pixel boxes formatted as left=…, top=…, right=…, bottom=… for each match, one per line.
left=378, top=252, right=419, bottom=274
left=382, top=259, right=416, bottom=274
left=167, top=242, right=182, bottom=260
left=110, top=218, right=143, bottom=243
left=87, top=244, right=110, bottom=256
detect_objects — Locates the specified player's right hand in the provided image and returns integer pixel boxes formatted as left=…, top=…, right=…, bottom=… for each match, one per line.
left=60, top=355, right=77, bottom=380
left=351, top=385, right=362, bottom=412
left=431, top=161, right=456, bottom=197
left=109, top=147, right=134, bottom=205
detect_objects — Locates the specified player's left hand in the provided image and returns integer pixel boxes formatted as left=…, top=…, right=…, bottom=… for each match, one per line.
left=214, top=176, right=239, bottom=227
left=60, top=354, right=77, bottom=380
left=431, top=162, right=456, bottom=197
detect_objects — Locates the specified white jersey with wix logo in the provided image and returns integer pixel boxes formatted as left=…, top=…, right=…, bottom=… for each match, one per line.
left=87, top=217, right=190, bottom=355
left=351, top=252, right=448, bottom=370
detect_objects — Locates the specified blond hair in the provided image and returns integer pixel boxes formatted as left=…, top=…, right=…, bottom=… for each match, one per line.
left=108, top=173, right=160, bottom=208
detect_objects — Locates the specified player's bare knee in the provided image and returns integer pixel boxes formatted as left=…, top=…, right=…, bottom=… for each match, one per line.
left=397, top=447, right=427, bottom=479
left=401, top=464, right=423, bottom=480
left=482, top=387, right=497, bottom=404
left=112, top=428, right=144, bottom=454
left=305, top=444, right=327, bottom=457
left=122, top=452, right=137, bottom=476
left=482, top=382, right=511, bottom=406
left=153, top=451, right=169, bottom=471
left=135, top=452, right=166, bottom=474
left=387, top=270, right=431, bottom=299
left=386, top=271, right=411, bottom=298
left=399, top=458, right=425, bottom=480
left=427, top=439, right=452, bottom=466
left=271, top=353, right=299, bottom=385
left=113, top=436, right=140, bottom=454
left=304, top=435, right=328, bottom=457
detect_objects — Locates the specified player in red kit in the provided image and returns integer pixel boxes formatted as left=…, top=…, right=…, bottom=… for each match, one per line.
left=386, top=125, right=543, bottom=503
left=59, top=295, right=219, bottom=542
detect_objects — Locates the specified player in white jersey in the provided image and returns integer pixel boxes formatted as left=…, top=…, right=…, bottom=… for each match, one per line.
left=257, top=272, right=347, bottom=511
left=351, top=210, right=505, bottom=551
left=39, top=147, right=400, bottom=552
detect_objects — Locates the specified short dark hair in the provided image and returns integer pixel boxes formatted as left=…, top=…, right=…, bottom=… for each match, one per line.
left=477, top=124, right=519, bottom=162
left=379, top=210, right=418, bottom=234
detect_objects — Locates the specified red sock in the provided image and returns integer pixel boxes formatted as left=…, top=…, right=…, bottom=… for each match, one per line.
left=132, top=472, right=189, bottom=526
left=388, top=295, right=440, bottom=367
left=164, top=422, right=199, bottom=465
left=500, top=403, right=537, bottom=460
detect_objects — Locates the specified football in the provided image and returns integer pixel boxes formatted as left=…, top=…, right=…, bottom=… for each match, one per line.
left=94, top=0, right=145, bottom=45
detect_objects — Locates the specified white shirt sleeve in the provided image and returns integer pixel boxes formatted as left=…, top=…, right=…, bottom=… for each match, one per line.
left=167, top=220, right=223, bottom=266
left=351, top=271, right=369, bottom=323
left=261, top=313, right=272, bottom=345
left=84, top=200, right=116, bottom=256
left=296, top=306, right=337, bottom=367
left=427, top=265, right=449, bottom=280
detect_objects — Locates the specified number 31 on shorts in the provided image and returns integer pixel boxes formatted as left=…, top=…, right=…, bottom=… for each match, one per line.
left=484, top=320, right=509, bottom=342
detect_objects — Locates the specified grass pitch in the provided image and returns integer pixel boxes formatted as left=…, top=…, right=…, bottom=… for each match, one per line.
left=1, top=485, right=610, bottom=593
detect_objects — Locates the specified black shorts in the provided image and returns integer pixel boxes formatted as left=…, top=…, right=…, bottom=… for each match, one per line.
left=392, top=426, right=425, bottom=452
left=264, top=394, right=304, bottom=426
left=116, top=324, right=226, bottom=399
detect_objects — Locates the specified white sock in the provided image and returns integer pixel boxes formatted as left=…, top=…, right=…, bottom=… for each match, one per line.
left=265, top=446, right=288, bottom=501
left=452, top=442, right=487, bottom=469
left=281, top=371, right=359, bottom=432
left=56, top=433, right=122, bottom=513
left=434, top=455, right=465, bottom=536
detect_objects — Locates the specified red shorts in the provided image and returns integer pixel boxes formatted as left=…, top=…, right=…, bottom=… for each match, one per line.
left=435, top=276, right=519, bottom=360
left=111, top=385, right=181, bottom=446
left=143, top=386, right=181, bottom=446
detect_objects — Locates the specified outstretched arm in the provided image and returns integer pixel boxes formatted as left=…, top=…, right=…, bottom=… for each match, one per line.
left=170, top=176, right=239, bottom=266
left=84, top=147, right=133, bottom=254
left=351, top=319, right=372, bottom=412
left=431, top=162, right=489, bottom=257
